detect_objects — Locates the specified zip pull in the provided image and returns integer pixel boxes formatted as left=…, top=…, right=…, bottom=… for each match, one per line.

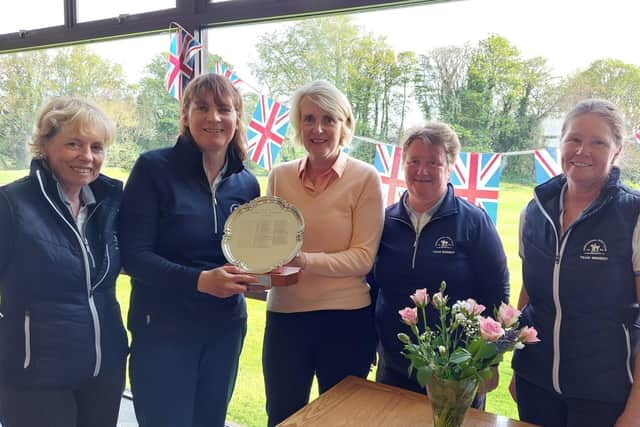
left=84, top=237, right=96, bottom=268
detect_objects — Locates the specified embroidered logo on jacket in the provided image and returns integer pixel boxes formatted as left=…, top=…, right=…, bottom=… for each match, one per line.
left=433, top=237, right=455, bottom=255
left=580, top=239, right=608, bottom=261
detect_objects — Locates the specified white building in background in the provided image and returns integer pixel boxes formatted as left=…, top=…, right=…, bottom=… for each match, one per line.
left=542, top=117, right=563, bottom=147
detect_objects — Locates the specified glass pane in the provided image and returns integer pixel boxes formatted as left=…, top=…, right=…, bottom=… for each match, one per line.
left=77, top=0, right=176, bottom=22
left=0, top=0, right=63, bottom=34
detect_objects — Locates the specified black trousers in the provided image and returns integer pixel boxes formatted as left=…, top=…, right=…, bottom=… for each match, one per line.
left=515, top=374, right=626, bottom=427
left=0, top=364, right=125, bottom=427
left=262, top=306, right=376, bottom=427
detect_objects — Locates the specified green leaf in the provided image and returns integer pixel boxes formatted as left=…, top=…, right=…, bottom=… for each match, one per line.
left=449, top=348, right=472, bottom=364
left=416, top=365, right=433, bottom=388
left=476, top=341, right=498, bottom=360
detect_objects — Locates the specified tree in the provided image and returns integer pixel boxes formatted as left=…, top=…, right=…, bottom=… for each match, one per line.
left=415, top=35, right=558, bottom=179
left=0, top=51, right=51, bottom=167
left=559, top=59, right=640, bottom=132
left=0, top=46, right=132, bottom=168
left=559, top=59, right=640, bottom=183
left=415, top=43, right=474, bottom=124
left=134, top=54, right=181, bottom=152
left=396, top=51, right=418, bottom=134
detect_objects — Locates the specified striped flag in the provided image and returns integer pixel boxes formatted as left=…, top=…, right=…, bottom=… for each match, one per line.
left=374, top=143, right=406, bottom=206
left=213, top=62, right=242, bottom=86
left=450, top=152, right=502, bottom=224
left=534, top=147, right=562, bottom=185
left=165, top=28, right=202, bottom=101
left=246, top=95, right=290, bottom=170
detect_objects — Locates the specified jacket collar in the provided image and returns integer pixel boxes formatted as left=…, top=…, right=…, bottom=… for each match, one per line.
left=387, top=183, right=459, bottom=223
left=174, top=135, right=245, bottom=181
left=29, top=158, right=120, bottom=203
left=534, top=166, right=622, bottom=219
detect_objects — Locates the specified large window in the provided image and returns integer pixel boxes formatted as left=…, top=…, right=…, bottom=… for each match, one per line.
left=0, top=0, right=63, bottom=34
left=77, top=0, right=176, bottom=22
left=2, top=2, right=640, bottom=426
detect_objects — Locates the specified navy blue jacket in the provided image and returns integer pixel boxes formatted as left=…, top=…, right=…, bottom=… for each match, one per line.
left=0, top=159, right=127, bottom=387
left=368, top=184, right=509, bottom=376
left=119, top=136, right=260, bottom=340
left=513, top=167, right=640, bottom=403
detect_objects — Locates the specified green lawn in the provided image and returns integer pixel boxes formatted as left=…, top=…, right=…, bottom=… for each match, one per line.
left=0, top=168, right=539, bottom=425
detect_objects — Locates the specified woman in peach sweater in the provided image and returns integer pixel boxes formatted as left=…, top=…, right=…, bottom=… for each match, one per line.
left=262, top=80, right=384, bottom=426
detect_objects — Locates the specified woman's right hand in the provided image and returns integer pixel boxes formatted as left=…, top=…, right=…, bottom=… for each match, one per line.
left=197, top=264, right=259, bottom=298
left=509, top=374, right=517, bottom=402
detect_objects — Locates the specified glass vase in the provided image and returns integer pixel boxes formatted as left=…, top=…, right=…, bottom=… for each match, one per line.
left=426, top=375, right=479, bottom=427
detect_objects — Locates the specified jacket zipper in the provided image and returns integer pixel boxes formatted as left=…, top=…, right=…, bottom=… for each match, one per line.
left=23, top=310, right=31, bottom=369
left=622, top=324, right=633, bottom=383
left=390, top=216, right=439, bottom=270
left=36, top=170, right=103, bottom=377
left=533, top=192, right=566, bottom=394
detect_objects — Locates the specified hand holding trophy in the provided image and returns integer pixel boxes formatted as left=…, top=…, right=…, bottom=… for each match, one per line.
left=221, top=195, right=304, bottom=290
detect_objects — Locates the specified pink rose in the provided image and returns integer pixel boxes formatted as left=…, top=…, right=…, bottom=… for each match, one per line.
left=399, top=307, right=418, bottom=325
left=411, top=289, right=429, bottom=307
left=478, top=316, right=505, bottom=341
left=432, top=292, right=448, bottom=308
left=497, top=303, right=521, bottom=328
left=519, top=326, right=540, bottom=344
left=464, top=298, right=486, bottom=315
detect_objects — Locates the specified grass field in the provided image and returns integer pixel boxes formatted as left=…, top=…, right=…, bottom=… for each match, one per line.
left=0, top=169, right=567, bottom=425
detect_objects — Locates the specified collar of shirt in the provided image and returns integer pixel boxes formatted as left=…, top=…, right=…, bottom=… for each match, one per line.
left=298, top=150, right=348, bottom=195
left=55, top=181, right=96, bottom=213
left=203, top=156, right=229, bottom=192
left=403, top=190, right=446, bottom=234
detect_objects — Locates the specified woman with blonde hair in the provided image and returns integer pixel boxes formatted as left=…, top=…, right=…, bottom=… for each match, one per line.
left=0, top=97, right=127, bottom=427
left=263, top=80, right=384, bottom=426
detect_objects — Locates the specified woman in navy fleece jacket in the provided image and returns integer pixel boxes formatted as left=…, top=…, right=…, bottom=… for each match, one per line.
left=118, top=74, right=260, bottom=427
left=368, top=122, right=509, bottom=408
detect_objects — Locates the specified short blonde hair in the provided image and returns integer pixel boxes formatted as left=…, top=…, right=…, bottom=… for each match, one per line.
left=289, top=80, right=354, bottom=147
left=180, top=73, right=248, bottom=161
left=31, top=97, right=116, bottom=158
left=400, top=122, right=461, bottom=167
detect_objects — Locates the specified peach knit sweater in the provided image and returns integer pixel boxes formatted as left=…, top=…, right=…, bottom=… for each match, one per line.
left=266, top=155, right=384, bottom=313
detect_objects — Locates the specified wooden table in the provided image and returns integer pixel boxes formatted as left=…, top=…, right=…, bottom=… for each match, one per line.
left=279, top=376, right=537, bottom=427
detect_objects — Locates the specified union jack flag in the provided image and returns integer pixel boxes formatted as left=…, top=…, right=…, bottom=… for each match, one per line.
left=374, top=143, right=406, bottom=206
left=213, top=62, right=242, bottom=86
left=165, top=28, right=202, bottom=101
left=450, top=152, right=502, bottom=224
left=534, top=147, right=562, bottom=185
left=247, top=95, right=290, bottom=170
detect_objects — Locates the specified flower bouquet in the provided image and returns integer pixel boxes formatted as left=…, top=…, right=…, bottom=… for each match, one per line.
left=397, top=282, right=539, bottom=427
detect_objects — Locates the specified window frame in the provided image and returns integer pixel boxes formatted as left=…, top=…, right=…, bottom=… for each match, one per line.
left=0, top=0, right=432, bottom=53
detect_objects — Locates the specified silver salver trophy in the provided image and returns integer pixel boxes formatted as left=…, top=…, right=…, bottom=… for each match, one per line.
left=221, top=196, right=304, bottom=288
